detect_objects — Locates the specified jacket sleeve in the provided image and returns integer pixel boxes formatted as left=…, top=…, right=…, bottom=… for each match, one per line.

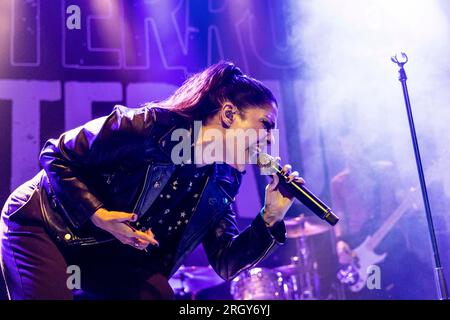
left=202, top=206, right=286, bottom=281
left=39, top=105, right=156, bottom=228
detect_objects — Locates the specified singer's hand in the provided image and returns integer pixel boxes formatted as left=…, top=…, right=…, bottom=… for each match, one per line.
left=262, top=160, right=305, bottom=227
left=91, top=208, right=159, bottom=250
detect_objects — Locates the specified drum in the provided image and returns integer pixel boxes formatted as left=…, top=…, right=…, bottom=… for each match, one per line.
left=276, top=262, right=320, bottom=300
left=230, top=267, right=288, bottom=300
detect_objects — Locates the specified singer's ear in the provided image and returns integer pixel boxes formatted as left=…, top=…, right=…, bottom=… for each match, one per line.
left=220, top=103, right=238, bottom=128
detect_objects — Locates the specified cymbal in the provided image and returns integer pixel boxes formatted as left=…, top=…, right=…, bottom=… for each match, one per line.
left=275, top=264, right=305, bottom=276
left=285, top=215, right=329, bottom=238
left=169, top=265, right=224, bottom=294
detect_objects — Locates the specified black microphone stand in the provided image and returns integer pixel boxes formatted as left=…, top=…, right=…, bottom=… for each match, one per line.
left=391, top=52, right=448, bottom=300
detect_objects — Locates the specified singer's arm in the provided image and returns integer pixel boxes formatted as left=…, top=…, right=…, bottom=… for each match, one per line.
left=202, top=163, right=300, bottom=280
left=202, top=206, right=286, bottom=280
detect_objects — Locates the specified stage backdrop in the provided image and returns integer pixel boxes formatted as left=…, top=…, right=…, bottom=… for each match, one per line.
left=0, top=0, right=317, bottom=219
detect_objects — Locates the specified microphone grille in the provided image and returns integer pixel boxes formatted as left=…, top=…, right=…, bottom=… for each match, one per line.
left=256, top=152, right=273, bottom=168
left=256, top=153, right=278, bottom=175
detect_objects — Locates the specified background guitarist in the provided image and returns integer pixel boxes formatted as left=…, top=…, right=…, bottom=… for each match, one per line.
left=330, top=132, right=433, bottom=299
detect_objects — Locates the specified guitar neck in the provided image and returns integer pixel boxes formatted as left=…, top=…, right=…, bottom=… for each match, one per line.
left=366, top=196, right=411, bottom=250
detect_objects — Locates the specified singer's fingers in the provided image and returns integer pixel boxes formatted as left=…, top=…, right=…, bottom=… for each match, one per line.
left=293, top=176, right=305, bottom=185
left=281, top=164, right=292, bottom=176
left=286, top=171, right=299, bottom=183
left=145, top=228, right=159, bottom=247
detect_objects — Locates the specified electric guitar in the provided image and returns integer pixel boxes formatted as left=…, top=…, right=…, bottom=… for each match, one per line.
left=337, top=165, right=440, bottom=292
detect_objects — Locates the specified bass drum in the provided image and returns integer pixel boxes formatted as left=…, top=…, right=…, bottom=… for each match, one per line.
left=230, top=267, right=289, bottom=300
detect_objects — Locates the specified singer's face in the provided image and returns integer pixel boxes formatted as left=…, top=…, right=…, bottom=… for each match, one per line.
left=226, top=102, right=278, bottom=170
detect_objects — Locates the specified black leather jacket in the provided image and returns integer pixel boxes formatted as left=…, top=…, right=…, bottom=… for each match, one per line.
left=38, top=104, right=286, bottom=279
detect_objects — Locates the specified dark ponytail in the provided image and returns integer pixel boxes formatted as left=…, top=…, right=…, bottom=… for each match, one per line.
left=153, top=61, right=277, bottom=121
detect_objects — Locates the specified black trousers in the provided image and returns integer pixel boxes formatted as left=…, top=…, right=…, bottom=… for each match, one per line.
left=0, top=180, right=173, bottom=300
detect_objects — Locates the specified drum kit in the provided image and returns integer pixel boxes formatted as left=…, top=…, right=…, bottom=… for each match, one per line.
left=169, top=265, right=225, bottom=299
left=170, top=214, right=330, bottom=300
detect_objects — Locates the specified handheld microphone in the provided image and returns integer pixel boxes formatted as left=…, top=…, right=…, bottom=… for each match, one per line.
left=257, top=153, right=339, bottom=226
